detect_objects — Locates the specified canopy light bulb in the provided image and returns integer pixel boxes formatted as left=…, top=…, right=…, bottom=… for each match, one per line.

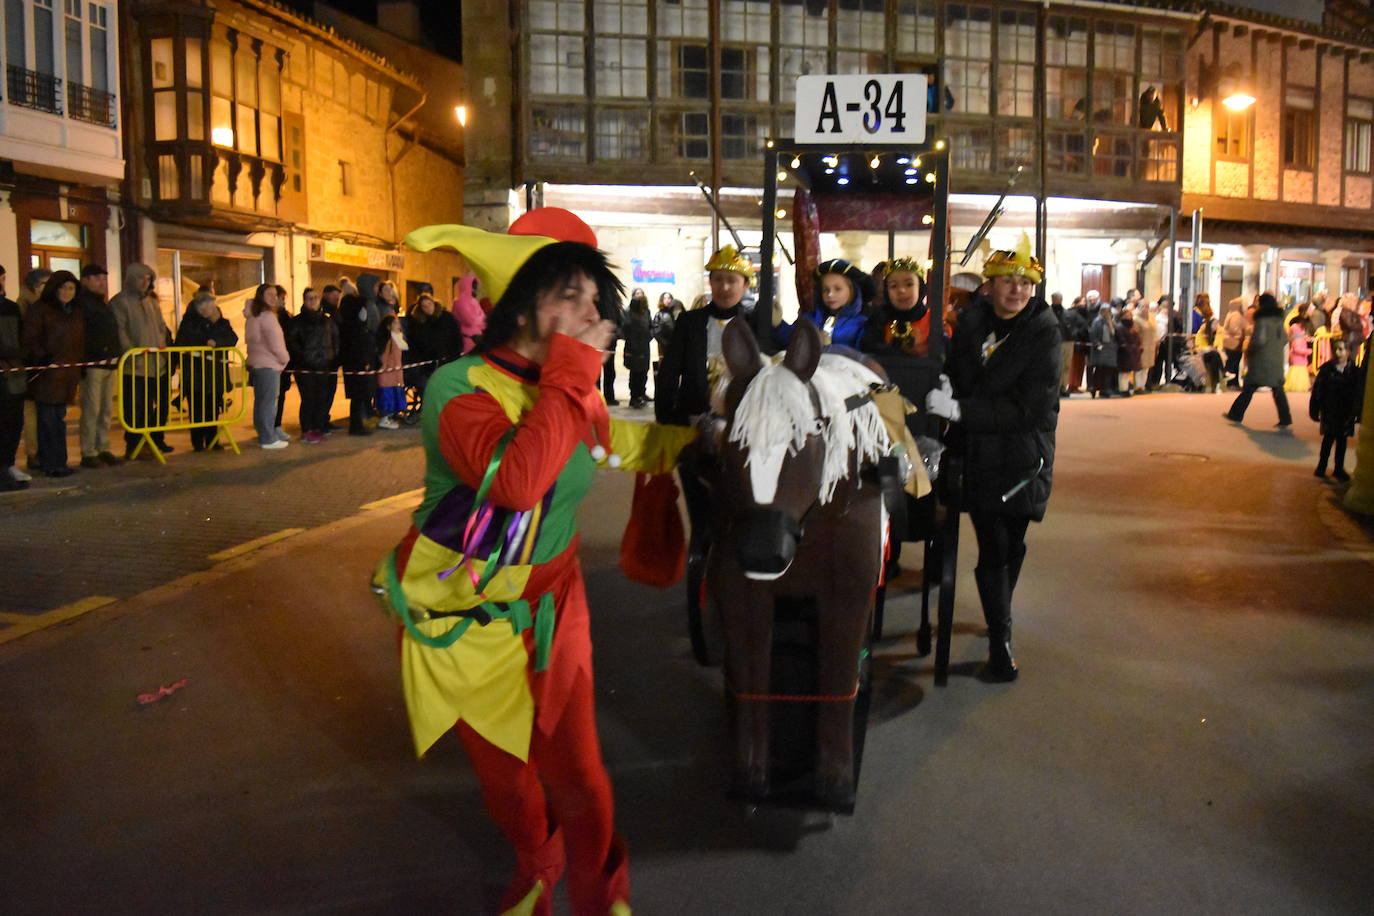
left=777, top=170, right=788, bottom=181
left=905, top=177, right=918, bottom=184
left=896, top=156, right=911, bottom=164
left=925, top=172, right=936, bottom=183
left=766, top=139, right=775, bottom=148
left=775, top=209, right=787, bottom=219
left=825, top=167, right=835, bottom=174
left=921, top=214, right=934, bottom=225
left=870, top=155, right=881, bottom=168
left=935, top=139, right=946, bottom=150
left=790, top=156, right=802, bottom=169
left=824, top=155, right=838, bottom=167
left=836, top=176, right=850, bottom=185
left=905, top=168, right=917, bottom=176
left=915, top=157, right=922, bottom=167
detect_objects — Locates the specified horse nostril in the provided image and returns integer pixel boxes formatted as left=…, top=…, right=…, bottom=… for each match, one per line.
left=734, top=508, right=802, bottom=578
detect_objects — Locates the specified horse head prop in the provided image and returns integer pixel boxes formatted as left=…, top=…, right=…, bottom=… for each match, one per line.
left=708, top=317, right=890, bottom=811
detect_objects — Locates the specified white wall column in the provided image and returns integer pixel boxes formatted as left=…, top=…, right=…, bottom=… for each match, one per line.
left=0, top=191, right=19, bottom=275
left=1241, top=244, right=1268, bottom=300
left=835, top=231, right=870, bottom=265
left=1113, top=238, right=1147, bottom=300
left=1321, top=249, right=1351, bottom=296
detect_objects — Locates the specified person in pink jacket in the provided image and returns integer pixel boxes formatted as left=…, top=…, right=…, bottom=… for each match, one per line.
left=244, top=283, right=291, bottom=449
left=451, top=273, right=485, bottom=354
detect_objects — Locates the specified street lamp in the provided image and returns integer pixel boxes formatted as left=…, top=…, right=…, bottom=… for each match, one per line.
left=454, top=105, right=467, bottom=127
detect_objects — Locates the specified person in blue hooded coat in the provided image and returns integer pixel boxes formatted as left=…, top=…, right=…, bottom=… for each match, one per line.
left=776, top=258, right=873, bottom=350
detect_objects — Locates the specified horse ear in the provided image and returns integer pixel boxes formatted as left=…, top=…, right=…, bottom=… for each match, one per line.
left=722, top=317, right=762, bottom=385
left=783, top=315, right=822, bottom=383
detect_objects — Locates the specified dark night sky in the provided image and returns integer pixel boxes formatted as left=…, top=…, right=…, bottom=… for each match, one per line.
left=285, top=1, right=463, bottom=61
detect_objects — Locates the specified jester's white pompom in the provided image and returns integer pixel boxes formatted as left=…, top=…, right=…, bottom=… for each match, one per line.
left=607, top=453, right=622, bottom=469
left=590, top=444, right=607, bottom=461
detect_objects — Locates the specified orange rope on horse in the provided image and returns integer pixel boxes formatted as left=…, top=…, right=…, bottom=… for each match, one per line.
left=728, top=684, right=859, bottom=703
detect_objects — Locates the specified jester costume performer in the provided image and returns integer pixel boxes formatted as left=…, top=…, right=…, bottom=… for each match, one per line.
left=377, top=219, right=691, bottom=916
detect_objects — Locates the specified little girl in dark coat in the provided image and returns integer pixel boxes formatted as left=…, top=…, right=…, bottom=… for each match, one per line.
left=1309, top=338, right=1363, bottom=480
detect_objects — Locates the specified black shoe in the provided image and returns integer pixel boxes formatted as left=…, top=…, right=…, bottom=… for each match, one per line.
left=1, top=477, right=29, bottom=491
left=1314, top=467, right=1327, bottom=478
left=1222, top=413, right=1242, bottom=423
left=46, top=467, right=76, bottom=478
left=1275, top=422, right=1291, bottom=430
left=1334, top=469, right=1351, bottom=482
left=98, top=451, right=124, bottom=466
left=349, top=426, right=372, bottom=437
left=80, top=456, right=102, bottom=469
left=605, top=398, right=620, bottom=406
left=155, top=442, right=175, bottom=453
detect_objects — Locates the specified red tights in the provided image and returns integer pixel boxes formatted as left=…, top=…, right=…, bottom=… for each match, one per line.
left=455, top=671, right=628, bottom=915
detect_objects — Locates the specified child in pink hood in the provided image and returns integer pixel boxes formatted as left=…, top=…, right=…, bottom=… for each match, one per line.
left=451, top=273, right=485, bottom=355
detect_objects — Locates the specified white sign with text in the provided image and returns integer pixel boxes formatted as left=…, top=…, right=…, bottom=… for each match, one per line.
left=793, top=74, right=929, bottom=145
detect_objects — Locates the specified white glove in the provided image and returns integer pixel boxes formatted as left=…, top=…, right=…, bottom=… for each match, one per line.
left=925, top=374, right=961, bottom=422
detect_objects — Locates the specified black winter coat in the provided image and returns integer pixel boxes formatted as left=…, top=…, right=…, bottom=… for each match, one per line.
left=655, top=303, right=741, bottom=425
left=174, top=310, right=238, bottom=416
left=78, top=289, right=121, bottom=364
left=338, top=293, right=379, bottom=398
left=621, top=306, right=652, bottom=373
left=287, top=308, right=340, bottom=372
left=404, top=311, right=462, bottom=369
left=1309, top=359, right=1363, bottom=438
left=946, top=296, right=1061, bottom=521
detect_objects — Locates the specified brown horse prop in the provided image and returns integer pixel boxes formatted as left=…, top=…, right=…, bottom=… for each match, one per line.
left=707, top=317, right=889, bottom=812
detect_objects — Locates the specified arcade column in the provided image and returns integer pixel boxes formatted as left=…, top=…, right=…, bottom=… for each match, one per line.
left=1321, top=249, right=1351, bottom=297
left=1241, top=245, right=1270, bottom=299
left=835, top=231, right=870, bottom=266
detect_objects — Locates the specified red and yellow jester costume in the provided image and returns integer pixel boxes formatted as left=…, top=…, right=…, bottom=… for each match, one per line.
left=376, top=222, right=690, bottom=916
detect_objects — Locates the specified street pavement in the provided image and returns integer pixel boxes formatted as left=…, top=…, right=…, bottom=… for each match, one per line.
left=2, top=389, right=1373, bottom=915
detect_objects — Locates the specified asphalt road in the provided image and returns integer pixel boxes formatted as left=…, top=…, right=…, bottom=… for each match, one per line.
left=2, top=391, right=1373, bottom=915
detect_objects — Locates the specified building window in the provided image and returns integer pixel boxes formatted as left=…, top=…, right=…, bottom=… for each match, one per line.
left=834, top=0, right=884, bottom=76
left=673, top=44, right=754, bottom=101
left=63, top=0, right=81, bottom=87
left=33, top=0, right=55, bottom=78
left=595, top=108, right=648, bottom=159
left=594, top=37, right=647, bottom=98
left=530, top=0, right=585, bottom=96
left=997, top=125, right=1033, bottom=171
left=895, top=0, right=937, bottom=58
left=1216, top=106, right=1248, bottom=160
left=1345, top=98, right=1372, bottom=174
left=949, top=123, right=994, bottom=171
left=1046, top=15, right=1089, bottom=121
left=1138, top=28, right=1182, bottom=132
left=996, top=9, right=1036, bottom=119
left=1091, top=21, right=1135, bottom=126
left=1047, top=127, right=1088, bottom=175
left=658, top=109, right=709, bottom=161
left=338, top=160, right=352, bottom=197
left=720, top=111, right=761, bottom=160
left=88, top=2, right=109, bottom=92
left=1141, top=135, right=1179, bottom=182
left=5, top=0, right=26, bottom=71
left=778, top=1, right=829, bottom=104
left=1283, top=86, right=1316, bottom=171
left=945, top=5, right=992, bottom=115
left=530, top=103, right=587, bottom=159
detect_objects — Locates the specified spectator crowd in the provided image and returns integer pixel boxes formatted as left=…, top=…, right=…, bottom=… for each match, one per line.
left=0, top=263, right=483, bottom=490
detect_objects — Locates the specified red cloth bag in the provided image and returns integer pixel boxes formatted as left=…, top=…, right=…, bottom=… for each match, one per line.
left=618, top=472, right=686, bottom=588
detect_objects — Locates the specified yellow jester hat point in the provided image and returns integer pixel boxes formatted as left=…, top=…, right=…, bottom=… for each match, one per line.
left=404, top=224, right=558, bottom=306
left=982, top=232, right=1044, bottom=285
left=704, top=244, right=756, bottom=279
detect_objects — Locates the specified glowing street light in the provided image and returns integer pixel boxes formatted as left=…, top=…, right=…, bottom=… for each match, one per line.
left=455, top=105, right=467, bottom=126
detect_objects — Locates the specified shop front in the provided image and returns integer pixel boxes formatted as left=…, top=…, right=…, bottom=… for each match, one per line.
left=307, top=238, right=404, bottom=298
left=153, top=225, right=272, bottom=338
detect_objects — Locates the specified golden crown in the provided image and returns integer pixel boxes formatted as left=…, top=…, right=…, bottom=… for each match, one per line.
left=983, top=233, right=1044, bottom=284
left=704, top=244, right=756, bottom=278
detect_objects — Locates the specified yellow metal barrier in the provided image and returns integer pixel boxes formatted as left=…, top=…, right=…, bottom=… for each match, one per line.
left=115, top=347, right=248, bottom=463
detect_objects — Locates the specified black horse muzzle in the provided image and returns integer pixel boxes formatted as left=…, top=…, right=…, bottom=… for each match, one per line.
left=733, top=508, right=804, bottom=580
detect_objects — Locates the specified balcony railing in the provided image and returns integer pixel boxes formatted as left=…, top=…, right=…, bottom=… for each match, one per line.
left=6, top=65, right=62, bottom=115
left=68, top=82, right=117, bottom=128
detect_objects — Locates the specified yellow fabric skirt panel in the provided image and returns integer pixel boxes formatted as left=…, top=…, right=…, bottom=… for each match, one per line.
left=400, top=534, right=535, bottom=613
left=1285, top=364, right=1311, bottom=392
left=607, top=418, right=698, bottom=474
left=403, top=614, right=536, bottom=761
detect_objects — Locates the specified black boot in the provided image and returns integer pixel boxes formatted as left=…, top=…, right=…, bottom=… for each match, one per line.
left=974, top=565, right=1018, bottom=682
left=348, top=400, right=371, bottom=436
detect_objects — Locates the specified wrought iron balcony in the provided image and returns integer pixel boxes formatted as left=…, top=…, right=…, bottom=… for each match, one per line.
left=6, top=65, right=62, bottom=115
left=68, top=82, right=117, bottom=128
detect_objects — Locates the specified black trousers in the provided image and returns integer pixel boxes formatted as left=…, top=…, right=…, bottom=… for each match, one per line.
left=324, top=368, right=339, bottom=425
left=1227, top=384, right=1292, bottom=425
left=1223, top=348, right=1243, bottom=386
left=121, top=372, right=170, bottom=449
left=297, top=372, right=332, bottom=434
left=35, top=401, right=69, bottom=471
left=601, top=358, right=618, bottom=402
left=628, top=368, right=648, bottom=402
left=969, top=511, right=1030, bottom=573
left=1317, top=434, right=1349, bottom=472
left=0, top=389, right=23, bottom=469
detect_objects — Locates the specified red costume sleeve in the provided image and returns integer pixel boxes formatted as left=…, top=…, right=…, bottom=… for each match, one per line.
left=439, top=334, right=603, bottom=511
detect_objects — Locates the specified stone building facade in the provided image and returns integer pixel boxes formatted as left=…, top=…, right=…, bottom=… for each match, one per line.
left=121, top=0, right=464, bottom=337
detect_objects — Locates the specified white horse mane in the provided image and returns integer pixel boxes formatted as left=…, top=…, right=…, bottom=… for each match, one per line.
left=728, top=352, right=890, bottom=505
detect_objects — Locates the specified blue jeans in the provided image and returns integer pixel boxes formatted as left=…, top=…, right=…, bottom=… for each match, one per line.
left=250, top=368, right=282, bottom=443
